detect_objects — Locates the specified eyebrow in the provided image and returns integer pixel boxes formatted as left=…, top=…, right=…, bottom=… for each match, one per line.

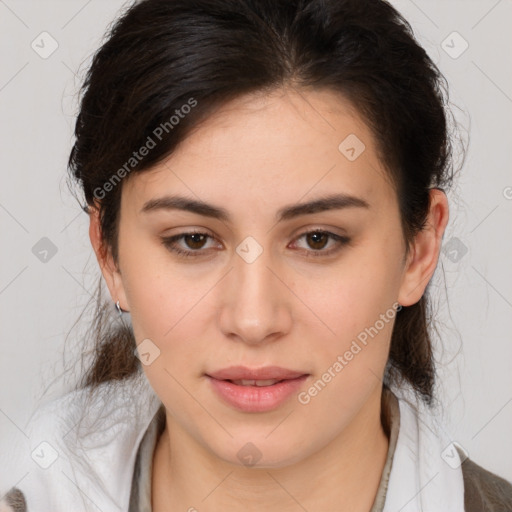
left=141, top=193, right=370, bottom=223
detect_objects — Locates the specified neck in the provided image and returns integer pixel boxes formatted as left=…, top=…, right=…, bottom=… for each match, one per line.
left=152, top=386, right=390, bottom=512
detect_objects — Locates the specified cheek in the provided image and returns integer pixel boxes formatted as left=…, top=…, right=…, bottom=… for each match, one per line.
left=117, top=226, right=200, bottom=338
left=313, top=250, right=401, bottom=341
left=294, top=262, right=400, bottom=423
left=119, top=239, right=222, bottom=386
left=126, top=269, right=207, bottom=347
left=296, top=239, right=403, bottom=396
left=120, top=248, right=210, bottom=410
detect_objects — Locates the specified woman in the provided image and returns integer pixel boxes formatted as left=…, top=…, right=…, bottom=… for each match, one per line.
left=1, top=0, right=511, bottom=510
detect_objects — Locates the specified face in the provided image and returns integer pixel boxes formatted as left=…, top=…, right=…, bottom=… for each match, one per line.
left=92, top=87, right=445, bottom=468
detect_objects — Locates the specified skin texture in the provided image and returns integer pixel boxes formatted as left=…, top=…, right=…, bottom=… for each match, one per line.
left=89, top=87, right=449, bottom=511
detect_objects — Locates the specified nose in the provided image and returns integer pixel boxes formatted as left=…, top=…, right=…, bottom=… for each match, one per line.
left=217, top=243, right=293, bottom=346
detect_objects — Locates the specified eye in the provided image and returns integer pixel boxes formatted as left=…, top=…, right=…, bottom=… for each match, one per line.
left=291, top=229, right=351, bottom=258
left=161, top=231, right=219, bottom=258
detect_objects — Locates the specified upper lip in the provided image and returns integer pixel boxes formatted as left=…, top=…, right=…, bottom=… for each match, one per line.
left=207, top=366, right=308, bottom=381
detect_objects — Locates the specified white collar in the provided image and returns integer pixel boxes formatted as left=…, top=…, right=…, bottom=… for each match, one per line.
left=384, top=384, right=465, bottom=512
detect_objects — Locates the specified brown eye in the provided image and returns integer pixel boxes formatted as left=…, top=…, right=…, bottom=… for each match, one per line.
left=305, top=232, right=329, bottom=250
left=161, top=231, right=218, bottom=257
left=182, top=233, right=208, bottom=250
left=292, top=230, right=350, bottom=258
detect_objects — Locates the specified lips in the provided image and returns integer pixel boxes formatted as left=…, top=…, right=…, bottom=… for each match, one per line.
left=206, top=366, right=310, bottom=412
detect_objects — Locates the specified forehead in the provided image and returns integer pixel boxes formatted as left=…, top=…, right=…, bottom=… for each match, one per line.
left=122, top=87, right=395, bottom=218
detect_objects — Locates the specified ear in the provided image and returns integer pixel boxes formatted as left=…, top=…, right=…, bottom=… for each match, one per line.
left=398, top=188, right=449, bottom=307
left=88, top=204, right=129, bottom=311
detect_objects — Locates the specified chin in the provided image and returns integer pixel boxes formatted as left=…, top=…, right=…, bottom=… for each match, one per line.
left=209, top=434, right=311, bottom=470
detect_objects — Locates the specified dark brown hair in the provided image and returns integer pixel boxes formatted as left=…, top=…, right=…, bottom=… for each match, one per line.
left=67, top=0, right=462, bottom=405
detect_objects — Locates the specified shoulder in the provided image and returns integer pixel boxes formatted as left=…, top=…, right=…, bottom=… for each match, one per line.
left=0, top=374, right=162, bottom=512
left=458, top=448, right=512, bottom=512
left=0, top=388, right=84, bottom=512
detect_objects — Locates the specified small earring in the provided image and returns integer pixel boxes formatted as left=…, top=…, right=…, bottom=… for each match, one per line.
left=115, top=300, right=125, bottom=315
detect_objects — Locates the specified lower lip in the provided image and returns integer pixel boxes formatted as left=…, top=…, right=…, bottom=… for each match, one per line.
left=207, top=375, right=309, bottom=412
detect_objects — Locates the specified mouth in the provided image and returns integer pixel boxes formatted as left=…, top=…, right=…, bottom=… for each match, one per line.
left=206, top=366, right=309, bottom=412
left=207, top=365, right=308, bottom=381
left=226, top=378, right=288, bottom=386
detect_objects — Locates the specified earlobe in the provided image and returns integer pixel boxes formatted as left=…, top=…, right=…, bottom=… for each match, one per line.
left=398, top=188, right=449, bottom=306
left=88, top=204, right=129, bottom=311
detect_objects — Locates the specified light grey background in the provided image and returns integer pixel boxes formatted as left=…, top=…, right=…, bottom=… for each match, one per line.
left=1, top=0, right=511, bottom=482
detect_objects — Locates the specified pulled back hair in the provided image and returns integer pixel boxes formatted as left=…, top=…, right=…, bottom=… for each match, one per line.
left=68, top=0, right=461, bottom=405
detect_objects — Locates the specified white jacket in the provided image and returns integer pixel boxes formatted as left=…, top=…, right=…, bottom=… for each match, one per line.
left=1, top=374, right=161, bottom=512
left=1, top=372, right=467, bottom=512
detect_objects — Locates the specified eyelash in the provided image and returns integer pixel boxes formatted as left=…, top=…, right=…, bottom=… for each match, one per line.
left=161, top=229, right=351, bottom=259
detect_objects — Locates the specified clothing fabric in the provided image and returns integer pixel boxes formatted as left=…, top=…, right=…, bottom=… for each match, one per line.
left=1, top=371, right=511, bottom=511
left=128, top=403, right=166, bottom=512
